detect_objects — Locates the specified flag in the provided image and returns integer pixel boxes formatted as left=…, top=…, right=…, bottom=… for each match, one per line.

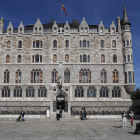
left=62, top=3, right=68, bottom=16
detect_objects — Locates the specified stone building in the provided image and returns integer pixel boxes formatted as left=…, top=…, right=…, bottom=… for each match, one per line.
left=0, top=3, right=135, bottom=116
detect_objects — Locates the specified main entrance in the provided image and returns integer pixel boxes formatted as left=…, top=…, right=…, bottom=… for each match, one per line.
left=56, top=95, right=65, bottom=110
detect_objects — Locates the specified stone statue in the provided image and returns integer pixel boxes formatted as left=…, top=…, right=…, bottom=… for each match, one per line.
left=57, top=76, right=62, bottom=89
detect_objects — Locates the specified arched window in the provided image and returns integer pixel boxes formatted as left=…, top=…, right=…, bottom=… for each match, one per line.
left=6, top=55, right=10, bottom=63
left=39, top=27, right=42, bottom=34
left=17, top=55, right=21, bottom=63
left=35, top=27, right=37, bottom=34
left=9, top=28, right=11, bottom=34
left=113, top=54, right=117, bottom=63
left=80, top=41, right=82, bottom=47
left=87, top=86, right=96, bottom=97
left=18, top=40, right=22, bottom=48
left=83, top=54, right=87, bottom=62
left=36, top=40, right=39, bottom=48
left=14, top=86, right=22, bottom=97
left=31, top=69, right=43, bottom=83
left=35, top=54, right=39, bottom=62
left=75, top=86, right=84, bottom=97
left=4, top=70, right=10, bottom=83
left=2, top=87, right=10, bottom=97
left=64, top=69, right=70, bottom=83
left=79, top=69, right=91, bottom=83
left=53, top=54, right=57, bottom=62
left=101, top=69, right=106, bottom=83
left=127, top=39, right=129, bottom=46
left=65, top=40, right=69, bottom=48
left=112, top=28, right=115, bottom=34
left=112, top=87, right=121, bottom=98
left=100, top=86, right=108, bottom=97
left=100, top=40, right=104, bottom=48
left=128, top=54, right=130, bottom=62
left=100, top=27, right=103, bottom=33
left=112, top=40, right=116, bottom=48
left=15, top=69, right=21, bottom=83
left=101, top=54, right=105, bottom=62
left=87, top=41, right=89, bottom=47
left=83, top=40, right=86, bottom=47
left=65, top=54, right=69, bottom=62
left=32, top=55, right=42, bottom=63
left=26, top=86, right=35, bottom=97
left=38, top=86, right=47, bottom=97
left=7, top=41, right=11, bottom=48
left=52, top=69, right=58, bottom=83
left=113, top=69, right=119, bottom=83
left=81, top=27, right=83, bottom=33
left=85, top=27, right=88, bottom=33
left=53, top=40, right=57, bottom=48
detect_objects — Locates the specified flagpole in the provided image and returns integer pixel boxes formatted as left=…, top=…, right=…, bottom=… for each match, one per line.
left=61, top=0, right=62, bottom=24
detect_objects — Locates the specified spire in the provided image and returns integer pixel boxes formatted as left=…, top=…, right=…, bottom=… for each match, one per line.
left=122, top=2, right=131, bottom=26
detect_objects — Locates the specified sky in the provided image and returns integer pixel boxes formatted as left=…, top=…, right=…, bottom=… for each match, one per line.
left=0, top=0, right=140, bottom=90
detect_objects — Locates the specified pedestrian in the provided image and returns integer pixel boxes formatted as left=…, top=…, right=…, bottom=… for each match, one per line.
left=129, top=111, right=134, bottom=128
left=81, top=109, right=84, bottom=120
left=84, top=110, right=87, bottom=120
left=21, top=110, right=25, bottom=121
left=122, top=111, right=127, bottom=129
left=59, top=108, right=62, bottom=118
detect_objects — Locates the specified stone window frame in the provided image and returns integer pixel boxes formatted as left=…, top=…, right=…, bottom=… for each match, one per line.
left=31, top=69, right=43, bottom=83
left=111, top=27, right=115, bottom=34
left=32, top=54, right=42, bottom=63
left=17, top=54, right=22, bottom=63
left=33, top=40, right=43, bottom=48
left=6, top=55, right=10, bottom=63
left=112, top=40, right=116, bottom=48
left=113, top=69, right=119, bottom=83
left=75, top=86, right=84, bottom=98
left=80, top=54, right=90, bottom=62
left=64, top=69, right=70, bottom=83
left=101, top=69, right=107, bottom=83
left=113, top=54, right=117, bottom=63
left=18, top=40, right=22, bottom=48
left=53, top=40, right=57, bottom=48
left=101, top=54, right=105, bottom=63
left=26, top=86, right=35, bottom=97
left=100, top=86, right=109, bottom=98
left=87, top=86, right=96, bottom=98
left=53, top=54, right=57, bottom=62
left=2, top=86, right=10, bottom=97
left=112, top=86, right=121, bottom=98
left=79, top=40, right=90, bottom=48
left=52, top=69, right=58, bottom=83
left=15, top=69, right=21, bottom=83
left=38, top=86, right=47, bottom=97
left=14, top=86, right=22, bottom=97
left=128, top=71, right=132, bottom=83
left=100, top=40, right=105, bottom=48
left=65, top=54, right=69, bottom=62
left=65, top=40, right=69, bottom=48
left=79, top=69, right=91, bottom=83
left=4, top=69, right=10, bottom=83
left=7, top=40, right=11, bottom=48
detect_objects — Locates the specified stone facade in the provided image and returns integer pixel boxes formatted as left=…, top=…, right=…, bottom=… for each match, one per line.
left=0, top=4, right=135, bottom=116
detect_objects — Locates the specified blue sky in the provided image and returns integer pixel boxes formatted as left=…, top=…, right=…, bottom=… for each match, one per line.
left=0, top=0, right=140, bottom=90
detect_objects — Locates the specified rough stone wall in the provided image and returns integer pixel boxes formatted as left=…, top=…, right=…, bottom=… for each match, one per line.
left=0, top=25, right=132, bottom=114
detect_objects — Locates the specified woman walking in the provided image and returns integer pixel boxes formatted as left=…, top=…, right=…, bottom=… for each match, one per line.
left=129, top=111, right=134, bottom=128
left=122, top=111, right=127, bottom=129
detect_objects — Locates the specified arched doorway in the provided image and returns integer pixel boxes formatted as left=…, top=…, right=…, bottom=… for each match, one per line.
left=56, top=94, right=65, bottom=110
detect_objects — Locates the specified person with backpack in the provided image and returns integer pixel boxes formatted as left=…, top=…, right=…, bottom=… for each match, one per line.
left=21, top=110, right=25, bottom=121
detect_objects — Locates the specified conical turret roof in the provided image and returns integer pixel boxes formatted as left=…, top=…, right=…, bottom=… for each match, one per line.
left=122, top=3, right=131, bottom=26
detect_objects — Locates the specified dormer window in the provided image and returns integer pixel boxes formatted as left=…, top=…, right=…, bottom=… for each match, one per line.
left=20, top=28, right=22, bottom=34
left=81, top=27, right=83, bottom=33
left=85, top=27, right=88, bottom=33
left=39, top=27, right=42, bottom=34
left=9, top=28, right=11, bottom=34
left=112, top=28, right=115, bottom=34
left=100, top=27, right=103, bottom=33
left=35, top=27, right=37, bottom=34
left=66, top=27, right=68, bottom=33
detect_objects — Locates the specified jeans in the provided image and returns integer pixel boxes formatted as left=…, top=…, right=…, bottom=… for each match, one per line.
left=22, top=117, right=24, bottom=121
left=122, top=117, right=127, bottom=128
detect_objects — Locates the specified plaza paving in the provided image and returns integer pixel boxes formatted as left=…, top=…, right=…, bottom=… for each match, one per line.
left=0, top=118, right=139, bottom=140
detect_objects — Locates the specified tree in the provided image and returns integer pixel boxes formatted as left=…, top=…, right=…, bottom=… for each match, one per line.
left=131, top=87, right=140, bottom=101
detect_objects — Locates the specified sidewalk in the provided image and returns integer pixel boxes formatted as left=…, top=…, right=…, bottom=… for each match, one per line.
left=0, top=119, right=139, bottom=140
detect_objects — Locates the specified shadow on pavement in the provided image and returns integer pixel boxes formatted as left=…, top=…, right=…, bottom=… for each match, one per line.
left=112, top=126, right=122, bottom=128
